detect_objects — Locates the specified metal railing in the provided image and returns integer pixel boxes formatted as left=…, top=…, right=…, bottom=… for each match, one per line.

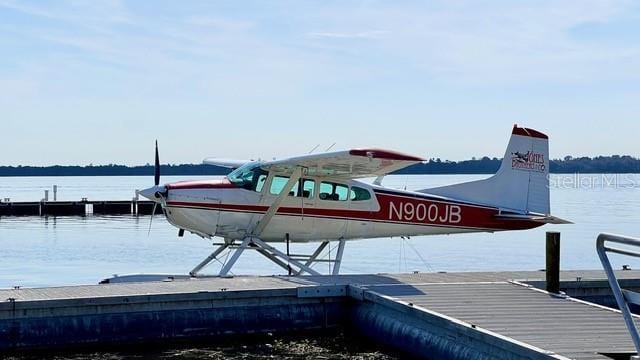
left=597, top=233, right=640, bottom=355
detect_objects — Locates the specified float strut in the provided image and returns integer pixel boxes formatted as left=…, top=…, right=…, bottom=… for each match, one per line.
left=189, top=242, right=230, bottom=277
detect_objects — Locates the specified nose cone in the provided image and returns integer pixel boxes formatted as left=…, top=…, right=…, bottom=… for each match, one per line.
left=139, top=185, right=166, bottom=202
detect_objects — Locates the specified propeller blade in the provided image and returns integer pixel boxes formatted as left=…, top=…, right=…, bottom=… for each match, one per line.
left=154, top=140, right=160, bottom=186
left=147, top=202, right=157, bottom=236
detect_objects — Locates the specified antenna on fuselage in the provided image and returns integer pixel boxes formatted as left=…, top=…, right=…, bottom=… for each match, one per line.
left=308, top=144, right=320, bottom=154
left=325, top=142, right=336, bottom=152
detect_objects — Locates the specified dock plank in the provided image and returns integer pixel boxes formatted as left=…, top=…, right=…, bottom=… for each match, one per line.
left=0, top=276, right=298, bottom=301
left=366, top=281, right=637, bottom=359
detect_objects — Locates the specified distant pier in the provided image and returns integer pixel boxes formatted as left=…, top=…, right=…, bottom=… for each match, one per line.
left=0, top=200, right=163, bottom=216
left=2, top=270, right=640, bottom=359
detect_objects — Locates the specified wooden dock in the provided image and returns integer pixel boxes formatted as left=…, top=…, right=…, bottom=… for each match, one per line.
left=1, top=270, right=639, bottom=359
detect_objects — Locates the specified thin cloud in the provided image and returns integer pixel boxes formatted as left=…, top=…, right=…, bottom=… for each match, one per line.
left=0, top=0, right=134, bottom=25
left=185, top=16, right=254, bottom=32
left=307, top=30, right=389, bottom=40
left=0, top=0, right=58, bottom=19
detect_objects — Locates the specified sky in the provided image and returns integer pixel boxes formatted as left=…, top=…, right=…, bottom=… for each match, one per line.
left=1, top=0, right=640, bottom=166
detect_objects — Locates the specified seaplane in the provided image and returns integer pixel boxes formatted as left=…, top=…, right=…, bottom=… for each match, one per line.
left=138, top=125, right=569, bottom=278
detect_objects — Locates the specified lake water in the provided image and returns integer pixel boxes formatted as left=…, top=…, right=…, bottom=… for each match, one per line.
left=1, top=174, right=639, bottom=289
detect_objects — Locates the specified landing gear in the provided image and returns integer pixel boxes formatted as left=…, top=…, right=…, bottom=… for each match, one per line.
left=189, top=237, right=347, bottom=277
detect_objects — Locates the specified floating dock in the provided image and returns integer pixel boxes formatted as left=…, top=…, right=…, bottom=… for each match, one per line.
left=2, top=270, right=639, bottom=359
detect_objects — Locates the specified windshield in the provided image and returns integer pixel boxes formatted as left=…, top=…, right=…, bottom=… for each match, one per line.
left=227, top=162, right=268, bottom=191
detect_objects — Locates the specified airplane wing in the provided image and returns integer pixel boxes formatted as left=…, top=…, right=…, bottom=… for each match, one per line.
left=203, top=158, right=250, bottom=169
left=260, top=149, right=425, bottom=178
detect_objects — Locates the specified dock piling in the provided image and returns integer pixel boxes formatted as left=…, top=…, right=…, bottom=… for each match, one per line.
left=546, top=231, right=561, bottom=293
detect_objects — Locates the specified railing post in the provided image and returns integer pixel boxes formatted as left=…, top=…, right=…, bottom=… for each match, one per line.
left=546, top=231, right=561, bottom=293
left=597, top=233, right=640, bottom=354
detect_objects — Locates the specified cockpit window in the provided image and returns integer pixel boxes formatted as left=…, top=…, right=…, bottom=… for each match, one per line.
left=255, top=173, right=268, bottom=192
left=227, top=162, right=269, bottom=192
left=270, top=176, right=290, bottom=195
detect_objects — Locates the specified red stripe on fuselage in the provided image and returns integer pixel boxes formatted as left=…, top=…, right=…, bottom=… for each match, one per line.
left=166, top=189, right=541, bottom=231
left=373, top=192, right=539, bottom=230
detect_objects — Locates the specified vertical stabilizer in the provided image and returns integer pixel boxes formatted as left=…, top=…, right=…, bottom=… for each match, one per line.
left=421, top=125, right=550, bottom=214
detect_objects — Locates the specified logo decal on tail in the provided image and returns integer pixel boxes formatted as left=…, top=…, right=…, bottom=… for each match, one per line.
left=511, top=151, right=546, bottom=172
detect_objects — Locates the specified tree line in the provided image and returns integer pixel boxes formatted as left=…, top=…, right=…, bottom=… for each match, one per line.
left=395, top=155, right=640, bottom=174
left=0, top=155, right=639, bottom=176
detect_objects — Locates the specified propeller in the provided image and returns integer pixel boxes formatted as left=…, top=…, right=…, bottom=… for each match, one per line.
left=148, top=140, right=166, bottom=235
left=154, top=140, right=160, bottom=186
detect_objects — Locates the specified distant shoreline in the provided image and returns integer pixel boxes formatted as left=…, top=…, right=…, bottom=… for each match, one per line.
left=1, top=155, right=639, bottom=176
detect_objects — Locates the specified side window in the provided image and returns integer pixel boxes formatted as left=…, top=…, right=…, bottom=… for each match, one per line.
left=269, top=177, right=315, bottom=197
left=319, top=182, right=333, bottom=200
left=301, top=179, right=315, bottom=198
left=288, top=180, right=300, bottom=196
left=334, top=184, right=349, bottom=201
left=350, top=186, right=372, bottom=201
left=270, top=176, right=290, bottom=195
left=319, top=181, right=348, bottom=201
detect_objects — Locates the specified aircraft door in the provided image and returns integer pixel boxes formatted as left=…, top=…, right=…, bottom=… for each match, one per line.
left=346, top=185, right=376, bottom=239
left=297, top=178, right=317, bottom=238
left=316, top=180, right=348, bottom=239
left=260, top=175, right=319, bottom=241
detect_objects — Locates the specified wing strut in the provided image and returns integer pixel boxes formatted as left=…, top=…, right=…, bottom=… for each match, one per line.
left=252, top=166, right=303, bottom=237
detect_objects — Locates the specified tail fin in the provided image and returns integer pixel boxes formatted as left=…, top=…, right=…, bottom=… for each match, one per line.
left=421, top=125, right=550, bottom=215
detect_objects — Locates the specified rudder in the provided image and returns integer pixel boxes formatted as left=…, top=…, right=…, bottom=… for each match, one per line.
left=421, top=125, right=550, bottom=215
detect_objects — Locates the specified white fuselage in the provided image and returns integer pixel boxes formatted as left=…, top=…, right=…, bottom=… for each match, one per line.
left=159, top=173, right=539, bottom=243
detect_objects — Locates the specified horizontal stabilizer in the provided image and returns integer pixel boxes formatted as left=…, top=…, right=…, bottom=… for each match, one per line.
left=495, top=213, right=573, bottom=224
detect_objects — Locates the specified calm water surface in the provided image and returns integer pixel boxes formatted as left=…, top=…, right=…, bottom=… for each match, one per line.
left=1, top=174, right=639, bottom=288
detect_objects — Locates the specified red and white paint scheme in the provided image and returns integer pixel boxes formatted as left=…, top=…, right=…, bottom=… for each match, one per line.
left=140, top=125, right=569, bottom=277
